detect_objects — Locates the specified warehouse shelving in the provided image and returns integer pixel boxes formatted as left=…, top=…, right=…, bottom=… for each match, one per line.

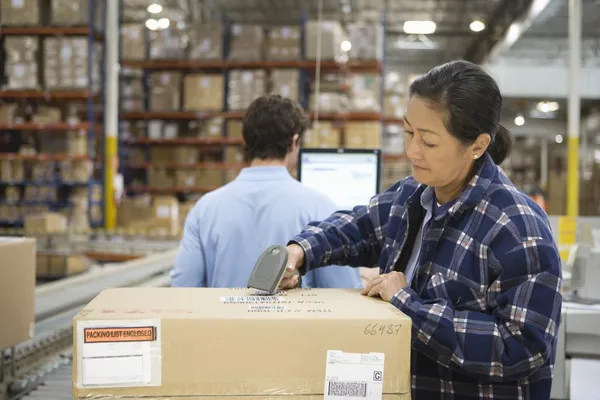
left=0, top=0, right=105, bottom=228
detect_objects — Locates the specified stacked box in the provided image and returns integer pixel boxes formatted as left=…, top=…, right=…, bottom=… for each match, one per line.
left=122, top=77, right=144, bottom=112
left=0, top=103, right=19, bottom=124
left=271, top=69, right=300, bottom=103
left=188, top=23, right=223, bottom=60
left=228, top=24, right=264, bottom=61
left=347, top=22, right=384, bottom=60
left=67, top=131, right=88, bottom=156
left=383, top=123, right=406, bottom=155
left=31, top=106, right=62, bottom=124
left=350, top=74, right=381, bottom=112
left=305, top=21, right=345, bottom=60
left=149, top=72, right=182, bottom=112
left=227, top=70, right=267, bottom=111
left=267, top=26, right=301, bottom=60
left=148, top=167, right=175, bottom=188
left=192, top=117, right=224, bottom=139
left=51, top=0, right=88, bottom=25
left=44, top=38, right=89, bottom=90
left=384, top=94, right=407, bottom=119
left=183, top=74, right=224, bottom=111
left=310, top=92, right=349, bottom=113
left=121, top=24, right=146, bottom=61
left=303, top=122, right=340, bottom=148
left=345, top=122, right=382, bottom=149
left=4, top=37, right=39, bottom=90
left=149, top=27, right=188, bottom=60
left=0, top=0, right=39, bottom=25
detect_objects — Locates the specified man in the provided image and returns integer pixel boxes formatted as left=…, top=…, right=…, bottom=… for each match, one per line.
left=171, top=94, right=362, bottom=288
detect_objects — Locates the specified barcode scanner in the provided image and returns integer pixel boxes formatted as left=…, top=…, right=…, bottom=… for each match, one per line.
left=248, top=245, right=297, bottom=295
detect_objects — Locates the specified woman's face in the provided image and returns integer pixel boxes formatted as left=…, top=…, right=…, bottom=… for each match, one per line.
left=403, top=96, right=489, bottom=189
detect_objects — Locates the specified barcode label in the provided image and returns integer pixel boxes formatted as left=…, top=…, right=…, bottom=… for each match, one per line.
left=328, top=381, right=367, bottom=397
left=220, top=296, right=283, bottom=304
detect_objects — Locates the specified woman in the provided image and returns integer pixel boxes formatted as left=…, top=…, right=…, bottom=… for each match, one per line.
left=281, top=60, right=562, bottom=399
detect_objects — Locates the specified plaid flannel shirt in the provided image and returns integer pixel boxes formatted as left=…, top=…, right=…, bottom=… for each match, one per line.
left=291, top=154, right=562, bottom=400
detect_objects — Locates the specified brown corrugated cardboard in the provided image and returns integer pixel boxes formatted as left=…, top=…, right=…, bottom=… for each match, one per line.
left=72, top=287, right=411, bottom=399
left=271, top=69, right=300, bottom=102
left=227, top=70, right=267, bottom=111
left=117, top=196, right=153, bottom=228
left=229, top=24, right=264, bottom=60
left=267, top=26, right=301, bottom=60
left=3, top=36, right=39, bottom=90
left=153, top=196, right=179, bottom=236
left=183, top=74, right=224, bottom=111
left=305, top=21, right=345, bottom=60
left=345, top=122, right=382, bottom=149
left=227, top=120, right=243, bottom=139
left=0, top=0, right=40, bottom=26
left=44, top=37, right=89, bottom=90
left=150, top=72, right=182, bottom=112
left=46, top=252, right=90, bottom=277
left=304, top=122, right=341, bottom=148
left=121, top=24, right=146, bottom=61
left=149, top=26, right=188, bottom=60
left=188, top=23, right=223, bottom=60
left=24, top=212, right=68, bottom=234
left=51, top=0, right=88, bottom=25
left=148, top=167, right=175, bottom=188
left=0, top=237, right=35, bottom=350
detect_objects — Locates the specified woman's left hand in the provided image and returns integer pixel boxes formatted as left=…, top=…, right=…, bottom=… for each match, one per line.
left=360, top=271, right=408, bottom=302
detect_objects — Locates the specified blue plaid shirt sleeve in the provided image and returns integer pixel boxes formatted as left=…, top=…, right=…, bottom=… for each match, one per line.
left=391, top=233, right=562, bottom=382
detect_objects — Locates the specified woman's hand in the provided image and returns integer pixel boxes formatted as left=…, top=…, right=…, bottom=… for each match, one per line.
left=361, top=271, right=408, bottom=302
left=278, top=244, right=306, bottom=290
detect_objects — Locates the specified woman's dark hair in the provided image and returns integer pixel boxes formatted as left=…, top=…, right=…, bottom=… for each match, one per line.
left=409, top=60, right=512, bottom=165
left=242, top=94, right=309, bottom=161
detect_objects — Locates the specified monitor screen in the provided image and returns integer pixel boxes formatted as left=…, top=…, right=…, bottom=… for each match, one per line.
left=298, top=149, right=381, bottom=211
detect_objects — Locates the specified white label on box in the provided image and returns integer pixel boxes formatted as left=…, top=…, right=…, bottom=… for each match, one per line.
left=14, top=64, right=25, bottom=77
left=324, top=350, right=385, bottom=400
left=201, top=77, right=210, bottom=88
left=156, top=205, right=170, bottom=218
left=242, top=71, right=253, bottom=83
left=232, top=24, right=242, bottom=35
left=12, top=0, right=24, bottom=8
left=280, top=85, right=291, bottom=97
left=220, top=296, right=284, bottom=304
left=76, top=319, right=162, bottom=388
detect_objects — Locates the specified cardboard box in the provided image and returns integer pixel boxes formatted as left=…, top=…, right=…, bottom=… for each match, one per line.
left=44, top=37, right=89, bottom=90
left=345, top=122, right=382, bottom=149
left=149, top=26, right=187, bottom=60
left=0, top=237, right=35, bottom=350
left=305, top=21, right=345, bottom=60
left=51, top=0, right=88, bottom=25
left=46, top=252, right=90, bottom=277
left=267, top=26, right=301, bottom=60
left=24, top=212, right=68, bottom=234
left=229, top=24, right=264, bottom=60
left=0, top=0, right=40, bottom=26
left=227, top=70, right=267, bottom=111
left=188, top=23, right=223, bottom=60
left=304, top=122, right=341, bottom=149
left=150, top=72, right=182, bottom=112
left=121, top=24, right=146, bottom=61
left=153, top=196, right=179, bottom=236
left=384, top=94, right=407, bottom=119
left=271, top=69, right=300, bottom=102
left=350, top=74, right=382, bottom=112
left=3, top=36, right=39, bottom=90
left=72, top=287, right=411, bottom=399
left=183, top=74, right=224, bottom=111
left=227, top=120, right=243, bottom=139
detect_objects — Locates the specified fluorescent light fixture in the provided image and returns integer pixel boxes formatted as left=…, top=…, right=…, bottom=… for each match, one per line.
left=555, top=134, right=563, bottom=144
left=536, top=101, right=559, bottom=113
left=147, top=3, right=162, bottom=14
left=514, top=114, right=525, bottom=126
left=403, top=20, right=436, bottom=35
left=145, top=18, right=159, bottom=30
left=341, top=40, right=352, bottom=52
left=157, top=17, right=170, bottom=30
left=469, top=20, right=485, bottom=32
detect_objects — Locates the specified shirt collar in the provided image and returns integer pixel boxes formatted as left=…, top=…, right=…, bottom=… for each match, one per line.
left=235, top=166, right=292, bottom=182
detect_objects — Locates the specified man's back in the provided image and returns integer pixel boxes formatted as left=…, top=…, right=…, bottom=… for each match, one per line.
left=171, top=166, right=362, bottom=288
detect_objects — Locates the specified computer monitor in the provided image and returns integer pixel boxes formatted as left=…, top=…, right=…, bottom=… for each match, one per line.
left=297, top=148, right=382, bottom=211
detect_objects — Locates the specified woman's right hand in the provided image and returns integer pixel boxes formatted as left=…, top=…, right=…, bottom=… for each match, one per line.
left=279, top=244, right=306, bottom=290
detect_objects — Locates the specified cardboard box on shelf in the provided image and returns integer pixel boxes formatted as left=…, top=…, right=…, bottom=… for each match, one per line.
left=304, top=122, right=341, bottom=148
left=347, top=22, right=384, bottom=61
left=175, top=170, right=199, bottom=188
left=227, top=70, right=267, bottom=111
left=345, top=122, right=382, bottom=149
left=67, top=131, right=88, bottom=156
left=183, top=74, right=224, bottom=111
left=0, top=103, right=19, bottom=124
left=267, top=26, right=301, bottom=60
left=271, top=69, right=300, bottom=102
left=51, top=0, right=89, bottom=25
left=149, top=26, right=188, bottom=60
left=227, top=120, right=243, bottom=139
left=196, top=117, right=224, bottom=138
left=309, top=92, right=349, bottom=113
left=150, top=147, right=174, bottom=163
left=149, top=72, right=182, bottom=112
left=188, top=23, right=223, bottom=60
left=173, top=146, right=199, bottom=164
left=198, top=168, right=222, bottom=188
left=305, top=20, right=345, bottom=60
left=32, top=106, right=62, bottom=124
left=224, top=147, right=245, bottom=164
left=37, top=252, right=91, bottom=277
left=117, top=195, right=153, bottom=228
left=148, top=167, right=175, bottom=189
left=121, top=24, right=146, bottom=61
left=3, top=36, right=39, bottom=90
left=72, top=287, right=411, bottom=400
left=229, top=24, right=264, bottom=60
left=0, top=0, right=40, bottom=25
left=384, top=94, right=407, bottom=119
left=153, top=196, right=179, bottom=236
left=24, top=212, right=68, bottom=234
left=44, top=37, right=90, bottom=90
left=350, top=74, right=382, bottom=112
left=0, top=237, right=35, bottom=351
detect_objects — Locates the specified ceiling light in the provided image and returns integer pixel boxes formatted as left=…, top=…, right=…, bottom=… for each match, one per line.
left=341, top=40, right=352, bottom=52
left=157, top=17, right=170, bottom=30
left=514, top=114, right=525, bottom=126
left=147, top=3, right=162, bottom=14
left=469, top=20, right=485, bottom=32
left=555, top=134, right=564, bottom=144
left=145, top=18, right=159, bottom=31
left=536, top=101, right=560, bottom=113
left=403, top=20, right=436, bottom=35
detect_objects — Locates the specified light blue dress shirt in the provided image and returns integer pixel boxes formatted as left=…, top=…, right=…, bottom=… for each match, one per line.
left=171, top=166, right=363, bottom=288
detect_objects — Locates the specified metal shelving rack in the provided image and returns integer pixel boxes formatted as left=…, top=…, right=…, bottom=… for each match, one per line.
left=0, top=0, right=106, bottom=228
left=115, top=4, right=399, bottom=205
